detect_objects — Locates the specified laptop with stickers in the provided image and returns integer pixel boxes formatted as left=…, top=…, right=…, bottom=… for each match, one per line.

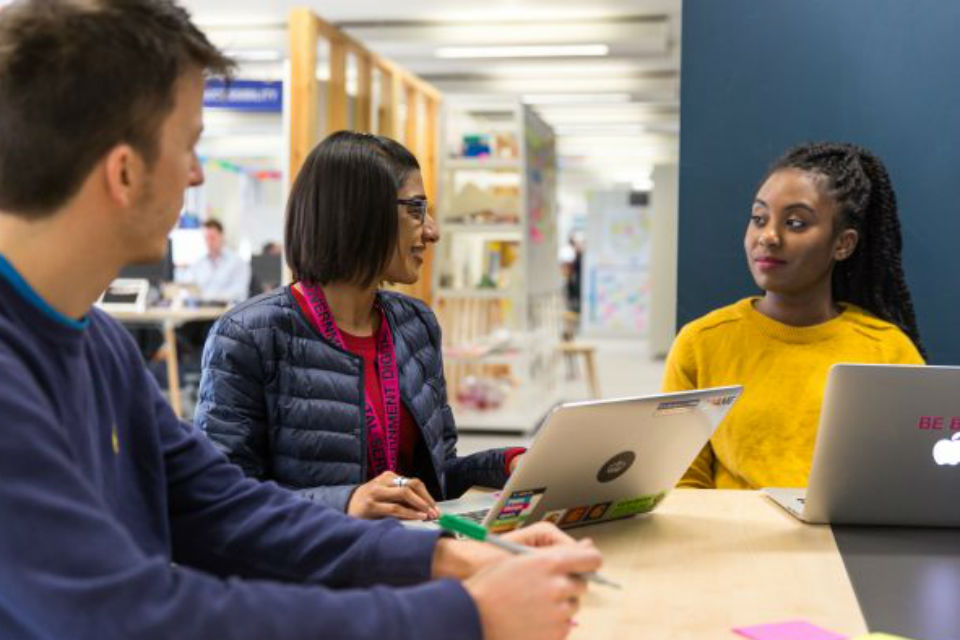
left=764, top=364, right=960, bottom=526
left=436, top=386, right=742, bottom=533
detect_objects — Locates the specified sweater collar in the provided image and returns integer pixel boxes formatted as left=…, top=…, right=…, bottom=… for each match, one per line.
left=0, top=253, right=89, bottom=332
left=738, top=296, right=856, bottom=343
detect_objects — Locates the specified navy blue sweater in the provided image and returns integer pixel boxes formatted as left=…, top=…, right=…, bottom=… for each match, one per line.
left=0, top=255, right=481, bottom=640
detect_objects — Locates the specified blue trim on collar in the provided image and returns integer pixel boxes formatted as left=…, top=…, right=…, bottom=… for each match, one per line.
left=0, top=253, right=89, bottom=330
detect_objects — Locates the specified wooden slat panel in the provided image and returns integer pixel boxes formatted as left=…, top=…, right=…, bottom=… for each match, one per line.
left=377, top=66, right=397, bottom=138
left=288, top=9, right=320, bottom=184
left=326, top=35, right=347, bottom=134
left=354, top=51, right=372, bottom=133
left=404, top=83, right=420, bottom=150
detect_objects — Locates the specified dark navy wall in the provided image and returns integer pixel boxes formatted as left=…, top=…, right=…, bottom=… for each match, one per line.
left=678, top=0, right=960, bottom=363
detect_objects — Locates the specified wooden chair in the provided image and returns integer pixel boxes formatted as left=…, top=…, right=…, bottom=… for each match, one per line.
left=556, top=341, right=599, bottom=399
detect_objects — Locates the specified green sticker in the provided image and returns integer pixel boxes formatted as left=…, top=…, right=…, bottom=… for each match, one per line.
left=609, top=491, right=667, bottom=519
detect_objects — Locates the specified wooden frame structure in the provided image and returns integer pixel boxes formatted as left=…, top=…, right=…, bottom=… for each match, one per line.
left=288, top=8, right=441, bottom=304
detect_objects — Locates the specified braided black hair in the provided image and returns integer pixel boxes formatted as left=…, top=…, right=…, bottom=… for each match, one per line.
left=767, top=142, right=924, bottom=356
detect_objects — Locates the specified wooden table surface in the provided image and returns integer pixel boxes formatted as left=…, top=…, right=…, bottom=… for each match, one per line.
left=106, top=306, right=226, bottom=324
left=568, top=489, right=868, bottom=639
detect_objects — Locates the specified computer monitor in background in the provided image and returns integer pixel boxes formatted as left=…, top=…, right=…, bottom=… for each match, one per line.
left=251, top=253, right=282, bottom=292
left=120, top=239, right=174, bottom=284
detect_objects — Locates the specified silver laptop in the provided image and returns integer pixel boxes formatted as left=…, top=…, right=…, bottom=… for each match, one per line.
left=765, top=364, right=960, bottom=526
left=437, top=386, right=742, bottom=532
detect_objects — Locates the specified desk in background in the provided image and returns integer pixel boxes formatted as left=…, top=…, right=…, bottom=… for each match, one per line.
left=107, top=306, right=226, bottom=418
left=568, top=490, right=959, bottom=639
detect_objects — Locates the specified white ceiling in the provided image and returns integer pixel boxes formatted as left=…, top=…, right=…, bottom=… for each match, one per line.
left=185, top=0, right=681, bottom=185
left=185, top=0, right=680, bottom=23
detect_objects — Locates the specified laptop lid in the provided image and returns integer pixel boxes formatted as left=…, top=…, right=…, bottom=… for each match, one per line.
left=97, top=278, right=150, bottom=313
left=802, top=364, right=960, bottom=526
left=480, top=385, right=742, bottom=532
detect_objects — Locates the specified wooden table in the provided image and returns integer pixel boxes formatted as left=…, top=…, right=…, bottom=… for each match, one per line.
left=106, top=306, right=226, bottom=418
left=568, top=490, right=868, bottom=639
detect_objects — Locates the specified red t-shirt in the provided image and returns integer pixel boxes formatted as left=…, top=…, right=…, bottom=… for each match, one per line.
left=339, top=329, right=421, bottom=479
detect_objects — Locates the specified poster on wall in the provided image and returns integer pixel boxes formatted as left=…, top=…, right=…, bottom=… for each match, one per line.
left=585, top=265, right=650, bottom=334
left=600, top=207, right=650, bottom=267
left=583, top=190, right=651, bottom=336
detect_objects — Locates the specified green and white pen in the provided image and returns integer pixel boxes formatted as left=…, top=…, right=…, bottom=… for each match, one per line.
left=438, top=513, right=622, bottom=590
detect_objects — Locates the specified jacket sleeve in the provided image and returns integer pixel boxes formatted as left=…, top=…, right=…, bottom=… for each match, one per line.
left=441, top=404, right=513, bottom=498
left=195, top=315, right=271, bottom=479
left=0, top=348, right=482, bottom=640
left=197, top=316, right=365, bottom=513
left=294, top=483, right=357, bottom=512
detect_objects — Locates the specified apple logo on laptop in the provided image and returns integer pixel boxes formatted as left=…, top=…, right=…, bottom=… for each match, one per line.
left=933, top=433, right=960, bottom=466
left=597, top=451, right=636, bottom=483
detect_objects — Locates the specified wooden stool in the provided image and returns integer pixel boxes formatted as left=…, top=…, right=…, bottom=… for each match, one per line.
left=561, top=310, right=580, bottom=341
left=556, top=342, right=600, bottom=399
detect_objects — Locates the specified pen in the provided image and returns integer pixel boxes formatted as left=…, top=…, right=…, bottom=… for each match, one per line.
left=438, top=513, right=622, bottom=590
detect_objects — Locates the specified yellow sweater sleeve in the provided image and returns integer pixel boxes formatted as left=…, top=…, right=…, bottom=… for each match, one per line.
left=662, top=327, right=716, bottom=488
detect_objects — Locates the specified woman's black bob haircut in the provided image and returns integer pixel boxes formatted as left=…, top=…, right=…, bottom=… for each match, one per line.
left=285, top=130, right=420, bottom=288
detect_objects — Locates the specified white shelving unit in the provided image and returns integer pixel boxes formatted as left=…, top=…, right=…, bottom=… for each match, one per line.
left=434, top=98, right=562, bottom=433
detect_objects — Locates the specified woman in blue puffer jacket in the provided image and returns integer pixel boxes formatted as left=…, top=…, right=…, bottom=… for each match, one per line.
left=195, top=131, right=524, bottom=520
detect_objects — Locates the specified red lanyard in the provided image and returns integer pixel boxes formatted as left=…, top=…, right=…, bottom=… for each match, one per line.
left=297, top=282, right=401, bottom=477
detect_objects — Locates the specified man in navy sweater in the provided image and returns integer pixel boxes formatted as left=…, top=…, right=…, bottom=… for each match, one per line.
left=0, top=2, right=601, bottom=639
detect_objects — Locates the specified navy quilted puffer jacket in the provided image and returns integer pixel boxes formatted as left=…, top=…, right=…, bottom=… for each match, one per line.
left=195, top=287, right=510, bottom=512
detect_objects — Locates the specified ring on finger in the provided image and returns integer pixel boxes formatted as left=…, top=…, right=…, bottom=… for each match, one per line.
left=392, top=476, right=411, bottom=488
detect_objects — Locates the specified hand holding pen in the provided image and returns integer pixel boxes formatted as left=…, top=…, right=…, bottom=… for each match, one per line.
left=439, top=514, right=621, bottom=589
left=453, top=519, right=607, bottom=640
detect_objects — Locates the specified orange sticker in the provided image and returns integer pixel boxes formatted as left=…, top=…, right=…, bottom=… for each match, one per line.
left=585, top=502, right=611, bottom=521
left=560, top=505, right=589, bottom=526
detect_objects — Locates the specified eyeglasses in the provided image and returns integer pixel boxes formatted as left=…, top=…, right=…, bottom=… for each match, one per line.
left=397, top=198, right=428, bottom=225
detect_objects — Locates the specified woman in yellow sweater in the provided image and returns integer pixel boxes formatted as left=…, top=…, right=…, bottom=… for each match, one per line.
left=663, top=142, right=924, bottom=490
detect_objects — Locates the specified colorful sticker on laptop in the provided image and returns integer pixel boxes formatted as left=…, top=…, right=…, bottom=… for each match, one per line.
left=609, top=491, right=667, bottom=519
left=541, top=509, right=566, bottom=525
left=559, top=505, right=590, bottom=526
left=654, top=398, right=700, bottom=416
left=488, top=488, right=546, bottom=533
left=584, top=502, right=611, bottom=522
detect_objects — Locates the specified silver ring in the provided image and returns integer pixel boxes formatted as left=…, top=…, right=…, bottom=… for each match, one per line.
left=392, top=476, right=410, bottom=488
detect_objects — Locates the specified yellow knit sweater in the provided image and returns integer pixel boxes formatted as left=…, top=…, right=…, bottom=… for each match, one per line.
left=662, top=297, right=924, bottom=489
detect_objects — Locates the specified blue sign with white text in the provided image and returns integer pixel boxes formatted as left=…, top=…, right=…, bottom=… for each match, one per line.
left=204, top=80, right=283, bottom=113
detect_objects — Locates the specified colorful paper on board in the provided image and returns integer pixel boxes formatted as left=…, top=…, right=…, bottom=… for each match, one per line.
left=732, top=620, right=846, bottom=640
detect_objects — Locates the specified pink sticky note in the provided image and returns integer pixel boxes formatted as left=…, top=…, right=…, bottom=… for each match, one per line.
left=733, top=620, right=847, bottom=640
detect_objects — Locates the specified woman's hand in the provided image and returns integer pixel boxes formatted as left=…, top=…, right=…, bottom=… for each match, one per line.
left=346, top=471, right=440, bottom=520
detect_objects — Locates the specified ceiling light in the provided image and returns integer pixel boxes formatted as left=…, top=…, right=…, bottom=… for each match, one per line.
left=435, top=44, right=609, bottom=59
left=222, top=49, right=284, bottom=63
left=554, top=124, right=648, bottom=136
left=522, top=93, right=632, bottom=105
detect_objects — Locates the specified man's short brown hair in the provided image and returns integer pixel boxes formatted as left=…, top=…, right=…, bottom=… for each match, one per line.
left=203, top=218, right=224, bottom=234
left=0, top=0, right=234, bottom=216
